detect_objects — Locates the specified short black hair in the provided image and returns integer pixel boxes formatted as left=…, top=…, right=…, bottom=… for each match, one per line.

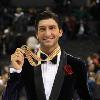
left=35, top=10, right=62, bottom=30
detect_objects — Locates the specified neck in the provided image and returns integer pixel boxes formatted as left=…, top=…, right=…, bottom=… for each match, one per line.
left=40, top=45, right=60, bottom=55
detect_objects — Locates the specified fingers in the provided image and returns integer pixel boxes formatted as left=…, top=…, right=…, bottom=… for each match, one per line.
left=11, top=48, right=24, bottom=61
left=15, top=48, right=25, bottom=54
left=15, top=50, right=24, bottom=58
left=11, top=48, right=25, bottom=70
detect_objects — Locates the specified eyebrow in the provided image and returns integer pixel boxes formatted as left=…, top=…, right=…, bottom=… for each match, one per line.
left=38, top=26, right=45, bottom=28
left=39, top=25, right=57, bottom=28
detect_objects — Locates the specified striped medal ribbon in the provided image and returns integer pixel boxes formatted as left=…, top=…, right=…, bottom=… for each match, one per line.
left=21, top=45, right=60, bottom=67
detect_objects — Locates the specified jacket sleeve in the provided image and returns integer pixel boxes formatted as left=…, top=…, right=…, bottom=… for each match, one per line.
left=2, top=73, right=23, bottom=100
left=75, top=60, right=93, bottom=100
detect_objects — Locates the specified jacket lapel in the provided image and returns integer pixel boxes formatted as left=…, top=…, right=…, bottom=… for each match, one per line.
left=34, top=65, right=46, bottom=100
left=49, top=50, right=66, bottom=100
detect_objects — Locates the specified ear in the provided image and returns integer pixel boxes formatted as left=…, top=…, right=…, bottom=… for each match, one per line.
left=59, top=29, right=63, bottom=37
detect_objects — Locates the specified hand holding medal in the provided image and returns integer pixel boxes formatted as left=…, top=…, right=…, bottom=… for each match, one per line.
left=11, top=45, right=61, bottom=70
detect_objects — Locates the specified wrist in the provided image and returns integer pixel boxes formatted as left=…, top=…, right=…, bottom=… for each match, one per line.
left=10, top=68, right=22, bottom=73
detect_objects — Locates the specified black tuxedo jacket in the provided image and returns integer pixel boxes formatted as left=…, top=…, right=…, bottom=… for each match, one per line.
left=2, top=50, right=92, bottom=100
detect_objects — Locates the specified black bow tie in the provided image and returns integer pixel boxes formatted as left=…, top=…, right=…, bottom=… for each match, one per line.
left=40, top=53, right=57, bottom=64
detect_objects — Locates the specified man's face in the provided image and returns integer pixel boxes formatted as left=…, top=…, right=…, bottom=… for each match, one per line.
left=36, top=18, right=62, bottom=49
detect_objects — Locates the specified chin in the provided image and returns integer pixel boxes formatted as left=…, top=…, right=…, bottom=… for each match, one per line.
left=43, top=43, right=54, bottom=48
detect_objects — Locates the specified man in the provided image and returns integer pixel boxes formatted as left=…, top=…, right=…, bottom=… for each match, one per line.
left=2, top=11, right=92, bottom=100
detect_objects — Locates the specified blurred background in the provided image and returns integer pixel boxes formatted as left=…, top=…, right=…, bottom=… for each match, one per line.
left=0, top=0, right=100, bottom=99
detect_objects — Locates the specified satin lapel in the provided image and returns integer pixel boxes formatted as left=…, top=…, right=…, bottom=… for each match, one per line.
left=34, top=65, right=46, bottom=100
left=49, top=50, right=66, bottom=100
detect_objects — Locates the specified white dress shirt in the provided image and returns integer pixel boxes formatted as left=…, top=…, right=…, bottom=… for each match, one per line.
left=41, top=51, right=61, bottom=100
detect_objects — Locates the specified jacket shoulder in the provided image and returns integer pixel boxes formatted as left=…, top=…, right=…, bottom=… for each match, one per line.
left=63, top=51, right=87, bottom=69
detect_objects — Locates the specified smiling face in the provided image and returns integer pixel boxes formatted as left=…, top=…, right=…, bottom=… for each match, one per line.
left=36, top=18, right=62, bottom=51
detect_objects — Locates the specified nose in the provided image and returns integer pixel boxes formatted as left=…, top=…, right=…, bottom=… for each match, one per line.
left=45, top=28, right=51, bottom=36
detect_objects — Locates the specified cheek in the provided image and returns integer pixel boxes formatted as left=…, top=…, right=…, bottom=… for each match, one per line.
left=36, top=33, right=42, bottom=39
left=36, top=34, right=44, bottom=42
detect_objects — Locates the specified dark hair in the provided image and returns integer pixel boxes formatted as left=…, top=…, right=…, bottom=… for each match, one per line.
left=35, top=10, right=62, bottom=31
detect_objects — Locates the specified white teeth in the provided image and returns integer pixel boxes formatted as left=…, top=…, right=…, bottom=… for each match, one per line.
left=44, top=38, right=53, bottom=39
left=43, top=38, right=53, bottom=40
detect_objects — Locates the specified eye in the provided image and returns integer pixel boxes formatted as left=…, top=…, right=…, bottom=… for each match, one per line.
left=39, top=27, right=46, bottom=32
left=49, top=26, right=56, bottom=30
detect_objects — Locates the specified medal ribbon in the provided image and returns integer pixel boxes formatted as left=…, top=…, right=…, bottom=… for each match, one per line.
left=21, top=45, right=60, bottom=67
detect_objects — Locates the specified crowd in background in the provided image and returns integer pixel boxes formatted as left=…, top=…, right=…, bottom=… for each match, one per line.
left=87, top=52, right=100, bottom=100
left=0, top=0, right=100, bottom=99
left=0, top=0, right=100, bottom=54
